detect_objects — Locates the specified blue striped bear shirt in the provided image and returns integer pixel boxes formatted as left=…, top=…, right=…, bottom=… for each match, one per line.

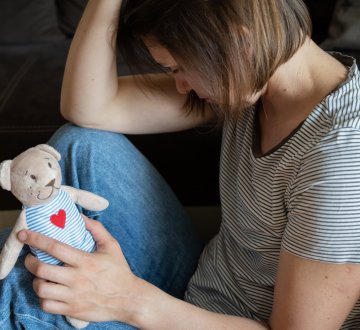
left=24, top=189, right=96, bottom=264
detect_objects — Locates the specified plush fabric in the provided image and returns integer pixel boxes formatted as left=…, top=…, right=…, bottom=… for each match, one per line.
left=321, top=0, right=360, bottom=50
left=0, top=0, right=65, bottom=44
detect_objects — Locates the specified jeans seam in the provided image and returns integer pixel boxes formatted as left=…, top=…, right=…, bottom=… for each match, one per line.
left=15, top=312, right=62, bottom=330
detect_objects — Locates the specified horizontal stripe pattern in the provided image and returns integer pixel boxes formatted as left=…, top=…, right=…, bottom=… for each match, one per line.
left=185, top=55, right=360, bottom=327
left=25, top=189, right=95, bottom=264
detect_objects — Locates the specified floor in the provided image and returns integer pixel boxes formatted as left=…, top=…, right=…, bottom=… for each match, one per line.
left=0, top=207, right=221, bottom=243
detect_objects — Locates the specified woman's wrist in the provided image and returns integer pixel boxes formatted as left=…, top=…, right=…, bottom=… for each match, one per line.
left=115, top=275, right=169, bottom=328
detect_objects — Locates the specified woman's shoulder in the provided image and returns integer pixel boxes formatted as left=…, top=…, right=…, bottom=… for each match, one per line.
left=324, top=54, right=360, bottom=130
left=299, top=55, right=360, bottom=154
left=288, top=58, right=360, bottom=175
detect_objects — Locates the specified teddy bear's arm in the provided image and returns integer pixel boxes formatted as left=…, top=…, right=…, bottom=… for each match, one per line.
left=62, top=185, right=109, bottom=211
left=0, top=210, right=28, bottom=279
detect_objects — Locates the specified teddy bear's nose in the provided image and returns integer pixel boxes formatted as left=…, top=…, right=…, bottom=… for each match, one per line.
left=46, top=179, right=55, bottom=187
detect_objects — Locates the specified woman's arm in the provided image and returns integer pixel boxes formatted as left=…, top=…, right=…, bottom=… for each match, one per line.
left=131, top=252, right=360, bottom=330
left=18, top=218, right=268, bottom=329
left=61, top=0, right=213, bottom=134
left=269, top=250, right=360, bottom=329
left=18, top=217, right=360, bottom=329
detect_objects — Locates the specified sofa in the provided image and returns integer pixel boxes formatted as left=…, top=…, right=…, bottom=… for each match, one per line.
left=0, top=0, right=358, bottom=214
left=0, top=0, right=224, bottom=211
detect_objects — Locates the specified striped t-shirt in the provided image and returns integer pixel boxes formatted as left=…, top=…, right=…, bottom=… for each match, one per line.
left=25, top=189, right=96, bottom=264
left=185, top=54, right=360, bottom=329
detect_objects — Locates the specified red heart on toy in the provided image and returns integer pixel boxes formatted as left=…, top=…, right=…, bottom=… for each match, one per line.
left=50, top=209, right=66, bottom=229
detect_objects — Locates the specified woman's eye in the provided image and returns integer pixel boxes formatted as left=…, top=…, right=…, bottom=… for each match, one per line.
left=162, top=67, right=171, bottom=73
left=163, top=66, right=179, bottom=74
left=48, top=162, right=52, bottom=168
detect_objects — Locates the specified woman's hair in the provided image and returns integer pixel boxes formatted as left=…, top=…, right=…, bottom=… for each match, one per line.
left=118, top=0, right=312, bottom=114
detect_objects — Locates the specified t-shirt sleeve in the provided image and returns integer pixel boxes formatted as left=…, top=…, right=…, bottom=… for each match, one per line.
left=282, top=129, right=360, bottom=263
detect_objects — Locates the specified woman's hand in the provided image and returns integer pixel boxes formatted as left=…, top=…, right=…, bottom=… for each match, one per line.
left=18, top=216, right=269, bottom=330
left=16, top=219, right=274, bottom=329
left=17, top=217, right=144, bottom=324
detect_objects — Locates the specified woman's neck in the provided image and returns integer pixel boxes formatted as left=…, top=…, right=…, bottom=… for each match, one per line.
left=261, top=38, right=348, bottom=120
left=257, top=38, right=348, bottom=154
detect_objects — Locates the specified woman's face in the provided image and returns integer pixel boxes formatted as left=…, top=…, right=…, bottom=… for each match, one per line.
left=144, top=40, right=218, bottom=103
left=144, top=38, right=265, bottom=108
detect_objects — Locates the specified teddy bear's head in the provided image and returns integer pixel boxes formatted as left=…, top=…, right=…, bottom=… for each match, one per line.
left=0, top=144, right=62, bottom=207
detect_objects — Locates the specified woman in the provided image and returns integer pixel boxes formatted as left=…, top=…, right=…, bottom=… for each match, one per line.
left=2, top=0, right=360, bottom=329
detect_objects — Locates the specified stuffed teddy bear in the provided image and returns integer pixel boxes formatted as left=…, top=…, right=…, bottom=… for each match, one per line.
left=0, top=144, right=109, bottom=329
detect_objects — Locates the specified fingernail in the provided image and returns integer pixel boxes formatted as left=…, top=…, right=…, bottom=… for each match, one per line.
left=17, top=230, right=28, bottom=242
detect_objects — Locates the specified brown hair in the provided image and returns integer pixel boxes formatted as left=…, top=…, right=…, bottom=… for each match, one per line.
left=118, top=0, right=312, bottom=114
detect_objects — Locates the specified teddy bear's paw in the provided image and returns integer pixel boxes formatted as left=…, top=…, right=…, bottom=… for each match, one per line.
left=65, top=316, right=89, bottom=329
left=0, top=262, right=12, bottom=279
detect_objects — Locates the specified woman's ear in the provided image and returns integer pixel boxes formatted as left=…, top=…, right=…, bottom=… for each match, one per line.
left=0, top=160, right=12, bottom=191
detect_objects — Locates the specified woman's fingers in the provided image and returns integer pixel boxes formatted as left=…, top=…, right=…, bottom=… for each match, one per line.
left=17, top=230, right=85, bottom=266
left=39, top=298, right=69, bottom=316
left=84, top=216, right=121, bottom=254
left=33, top=277, right=72, bottom=302
left=17, top=218, right=122, bottom=266
left=24, top=254, right=73, bottom=285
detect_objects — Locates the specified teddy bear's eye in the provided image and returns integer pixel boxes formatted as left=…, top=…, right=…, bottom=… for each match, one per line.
left=30, top=175, right=37, bottom=181
left=48, top=162, right=52, bottom=168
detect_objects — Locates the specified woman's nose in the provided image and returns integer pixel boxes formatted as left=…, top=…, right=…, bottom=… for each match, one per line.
left=174, top=77, right=191, bottom=94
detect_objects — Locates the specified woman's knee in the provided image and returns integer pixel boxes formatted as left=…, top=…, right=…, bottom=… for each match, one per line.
left=48, top=123, right=134, bottom=157
left=47, top=124, right=147, bottom=180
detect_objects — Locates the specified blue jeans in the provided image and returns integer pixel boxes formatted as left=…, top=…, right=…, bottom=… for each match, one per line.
left=0, top=124, right=203, bottom=329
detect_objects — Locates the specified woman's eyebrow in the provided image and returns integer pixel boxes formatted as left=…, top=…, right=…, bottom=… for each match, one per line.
left=157, top=62, right=178, bottom=68
left=157, top=64, right=180, bottom=73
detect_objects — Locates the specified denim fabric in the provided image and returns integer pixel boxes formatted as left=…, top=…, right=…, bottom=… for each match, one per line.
left=0, top=124, right=203, bottom=329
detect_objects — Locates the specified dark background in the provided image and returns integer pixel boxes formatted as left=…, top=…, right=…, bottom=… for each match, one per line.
left=0, top=0, right=355, bottom=210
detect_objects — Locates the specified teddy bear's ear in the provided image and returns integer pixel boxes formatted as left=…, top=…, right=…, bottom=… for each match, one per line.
left=35, top=144, right=61, bottom=161
left=0, top=160, right=12, bottom=191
